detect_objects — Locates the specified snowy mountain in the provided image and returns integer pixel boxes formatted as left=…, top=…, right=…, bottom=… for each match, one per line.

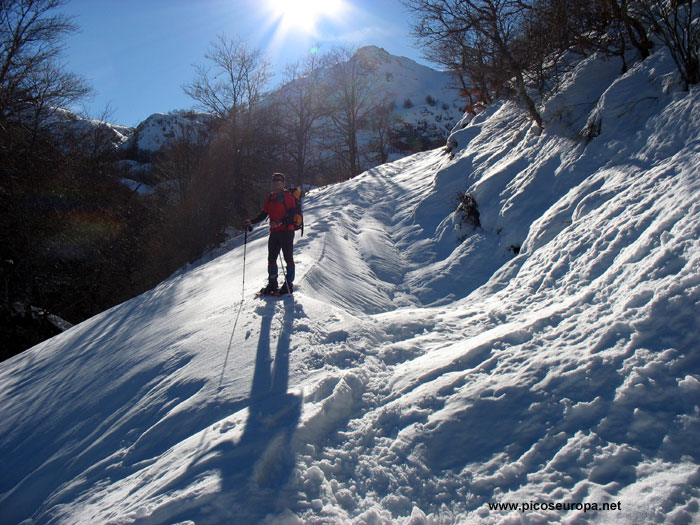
left=122, top=111, right=215, bottom=156
left=1, top=45, right=699, bottom=525
left=119, top=47, right=462, bottom=163
left=47, top=107, right=132, bottom=149
left=105, top=47, right=463, bottom=194
left=347, top=46, right=464, bottom=155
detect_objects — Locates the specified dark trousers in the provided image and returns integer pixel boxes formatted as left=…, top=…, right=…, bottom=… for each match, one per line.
left=268, top=230, right=295, bottom=283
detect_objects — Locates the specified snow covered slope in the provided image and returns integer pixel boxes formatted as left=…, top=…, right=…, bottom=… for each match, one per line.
left=1, top=48, right=699, bottom=524
left=123, top=111, right=214, bottom=154
left=352, top=46, right=464, bottom=145
left=48, top=108, right=132, bottom=149
left=121, top=47, right=462, bottom=163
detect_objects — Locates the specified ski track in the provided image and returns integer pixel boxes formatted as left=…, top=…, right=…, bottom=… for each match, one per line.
left=1, top=48, right=699, bottom=524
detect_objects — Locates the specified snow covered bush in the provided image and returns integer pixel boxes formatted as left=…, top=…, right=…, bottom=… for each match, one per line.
left=456, top=191, right=481, bottom=232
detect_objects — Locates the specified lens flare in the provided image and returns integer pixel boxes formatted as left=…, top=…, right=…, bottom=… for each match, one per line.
left=269, top=0, right=343, bottom=34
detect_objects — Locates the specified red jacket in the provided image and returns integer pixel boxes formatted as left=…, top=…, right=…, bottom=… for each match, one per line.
left=263, top=191, right=296, bottom=232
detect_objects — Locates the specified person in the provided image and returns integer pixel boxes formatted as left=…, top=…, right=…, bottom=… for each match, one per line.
left=244, top=172, right=296, bottom=295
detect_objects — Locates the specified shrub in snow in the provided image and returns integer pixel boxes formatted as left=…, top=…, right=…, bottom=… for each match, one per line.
left=456, top=192, right=481, bottom=231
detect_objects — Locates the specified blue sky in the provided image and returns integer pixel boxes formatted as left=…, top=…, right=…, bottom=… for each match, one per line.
left=58, top=0, right=430, bottom=127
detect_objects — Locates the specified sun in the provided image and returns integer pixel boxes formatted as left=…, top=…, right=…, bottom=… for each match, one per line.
left=269, top=0, right=343, bottom=33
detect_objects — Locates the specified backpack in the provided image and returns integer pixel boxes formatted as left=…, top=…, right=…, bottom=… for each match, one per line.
left=283, top=187, right=304, bottom=235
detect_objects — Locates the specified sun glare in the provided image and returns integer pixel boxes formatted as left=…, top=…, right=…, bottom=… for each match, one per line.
left=269, top=0, right=343, bottom=33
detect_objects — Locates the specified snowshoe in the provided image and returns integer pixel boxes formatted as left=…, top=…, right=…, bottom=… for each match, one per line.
left=279, top=282, right=293, bottom=295
left=256, top=282, right=279, bottom=297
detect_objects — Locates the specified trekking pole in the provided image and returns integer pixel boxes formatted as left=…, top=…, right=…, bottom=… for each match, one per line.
left=218, top=224, right=253, bottom=391
left=278, top=252, right=292, bottom=293
left=242, top=225, right=253, bottom=300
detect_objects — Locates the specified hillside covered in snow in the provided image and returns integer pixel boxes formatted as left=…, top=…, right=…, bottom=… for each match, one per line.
left=98, top=46, right=466, bottom=204
left=1, top=46, right=698, bottom=524
left=117, top=47, right=463, bottom=182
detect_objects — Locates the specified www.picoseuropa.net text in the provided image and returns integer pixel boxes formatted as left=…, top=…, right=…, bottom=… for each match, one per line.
left=488, top=501, right=622, bottom=513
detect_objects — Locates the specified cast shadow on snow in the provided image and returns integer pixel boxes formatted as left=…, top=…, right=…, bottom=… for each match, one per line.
left=0, top=279, right=194, bottom=524
left=163, top=298, right=302, bottom=522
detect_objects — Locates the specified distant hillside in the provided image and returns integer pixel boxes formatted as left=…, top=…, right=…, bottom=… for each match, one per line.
left=326, top=46, right=464, bottom=159
left=108, top=47, right=464, bottom=192
left=121, top=112, right=215, bottom=158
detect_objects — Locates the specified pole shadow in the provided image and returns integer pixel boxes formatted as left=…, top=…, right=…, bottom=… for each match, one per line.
left=160, top=298, right=302, bottom=522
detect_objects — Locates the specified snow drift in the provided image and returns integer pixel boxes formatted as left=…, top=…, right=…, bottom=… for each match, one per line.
left=1, top=47, right=699, bottom=524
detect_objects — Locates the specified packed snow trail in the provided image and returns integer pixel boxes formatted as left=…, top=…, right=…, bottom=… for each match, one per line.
left=1, top=48, right=699, bottom=524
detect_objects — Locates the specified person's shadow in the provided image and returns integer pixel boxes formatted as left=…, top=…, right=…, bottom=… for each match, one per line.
left=161, top=298, right=302, bottom=521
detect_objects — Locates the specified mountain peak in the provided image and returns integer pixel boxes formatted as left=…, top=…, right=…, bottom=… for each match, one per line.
left=355, top=45, right=392, bottom=62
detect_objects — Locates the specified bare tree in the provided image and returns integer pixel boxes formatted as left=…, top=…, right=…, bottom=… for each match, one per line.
left=183, top=35, right=273, bottom=213
left=408, top=4, right=497, bottom=107
left=0, top=0, right=91, bottom=142
left=152, top=123, right=210, bottom=202
left=404, top=0, right=544, bottom=128
left=183, top=35, right=271, bottom=123
left=324, top=47, right=383, bottom=177
left=277, top=50, right=334, bottom=188
left=366, top=98, right=395, bottom=165
left=633, top=0, right=700, bottom=88
left=601, top=0, right=654, bottom=60
left=1, top=0, right=92, bottom=267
